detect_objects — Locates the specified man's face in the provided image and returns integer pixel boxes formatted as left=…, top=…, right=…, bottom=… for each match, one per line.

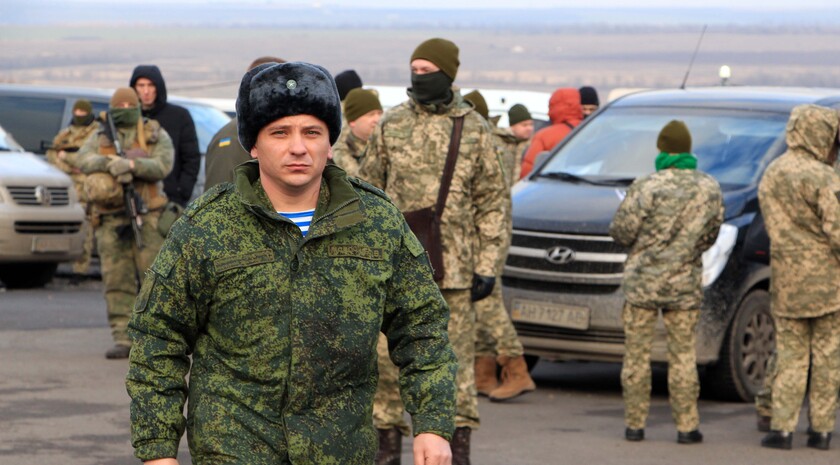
left=73, top=108, right=90, bottom=118
left=582, top=104, right=599, bottom=117
left=134, top=78, right=157, bottom=108
left=349, top=109, right=383, bottom=142
left=410, top=59, right=440, bottom=76
left=510, top=119, right=534, bottom=140
left=250, top=114, right=333, bottom=195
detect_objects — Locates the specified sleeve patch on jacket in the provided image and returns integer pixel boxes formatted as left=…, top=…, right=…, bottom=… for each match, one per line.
left=213, top=249, right=275, bottom=273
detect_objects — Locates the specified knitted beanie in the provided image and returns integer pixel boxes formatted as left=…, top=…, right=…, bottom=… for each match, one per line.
left=579, top=86, right=600, bottom=106
left=410, top=38, right=460, bottom=80
left=508, top=104, right=532, bottom=126
left=110, top=88, right=139, bottom=107
left=463, top=90, right=489, bottom=120
left=657, top=120, right=692, bottom=153
left=344, top=88, right=382, bottom=123
left=236, top=61, right=342, bottom=150
left=73, top=99, right=93, bottom=113
left=334, top=69, right=363, bottom=101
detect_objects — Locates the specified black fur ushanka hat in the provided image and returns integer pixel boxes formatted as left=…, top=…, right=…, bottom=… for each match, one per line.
left=236, top=61, right=342, bottom=151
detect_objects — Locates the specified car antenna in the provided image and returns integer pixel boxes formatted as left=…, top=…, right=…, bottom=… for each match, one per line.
left=680, top=24, right=708, bottom=90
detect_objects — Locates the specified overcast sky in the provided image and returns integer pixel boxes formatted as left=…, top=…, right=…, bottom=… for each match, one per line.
left=57, top=0, right=840, bottom=8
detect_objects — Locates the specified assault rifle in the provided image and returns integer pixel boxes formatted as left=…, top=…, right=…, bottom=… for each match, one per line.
left=105, top=112, right=146, bottom=249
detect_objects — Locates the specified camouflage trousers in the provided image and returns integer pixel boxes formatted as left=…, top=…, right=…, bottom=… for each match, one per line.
left=95, top=211, right=164, bottom=346
left=374, top=289, right=478, bottom=432
left=72, top=204, right=95, bottom=275
left=474, top=274, right=524, bottom=358
left=621, top=303, right=700, bottom=432
left=771, top=311, right=840, bottom=433
left=755, top=351, right=777, bottom=418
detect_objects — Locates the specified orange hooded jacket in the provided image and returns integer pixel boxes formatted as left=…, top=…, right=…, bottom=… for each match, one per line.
left=520, top=88, right=583, bottom=178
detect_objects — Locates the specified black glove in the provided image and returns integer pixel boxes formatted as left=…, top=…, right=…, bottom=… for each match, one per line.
left=471, top=274, right=496, bottom=302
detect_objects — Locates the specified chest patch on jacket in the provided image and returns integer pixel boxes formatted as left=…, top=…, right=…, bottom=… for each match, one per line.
left=328, top=244, right=386, bottom=261
left=214, top=249, right=275, bottom=273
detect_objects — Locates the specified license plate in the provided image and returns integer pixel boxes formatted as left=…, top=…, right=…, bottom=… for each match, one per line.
left=32, top=236, right=71, bottom=253
left=510, top=299, right=590, bottom=330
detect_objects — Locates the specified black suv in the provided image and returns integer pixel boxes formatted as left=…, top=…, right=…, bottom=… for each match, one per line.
left=503, top=87, right=840, bottom=401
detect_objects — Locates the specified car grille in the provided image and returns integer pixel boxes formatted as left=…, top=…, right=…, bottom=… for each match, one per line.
left=504, top=230, right=627, bottom=285
left=514, top=321, right=625, bottom=344
left=14, top=222, right=82, bottom=234
left=6, top=186, right=71, bottom=206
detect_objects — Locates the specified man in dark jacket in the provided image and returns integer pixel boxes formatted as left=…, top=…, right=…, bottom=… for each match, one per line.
left=130, top=65, right=200, bottom=206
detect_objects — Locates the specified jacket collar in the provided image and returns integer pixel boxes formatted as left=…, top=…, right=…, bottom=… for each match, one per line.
left=233, top=161, right=365, bottom=238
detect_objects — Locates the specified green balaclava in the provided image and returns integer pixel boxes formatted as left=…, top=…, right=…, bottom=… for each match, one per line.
left=654, top=120, right=697, bottom=171
left=71, top=99, right=95, bottom=126
left=410, top=38, right=459, bottom=105
left=109, top=87, right=141, bottom=128
left=464, top=90, right=489, bottom=121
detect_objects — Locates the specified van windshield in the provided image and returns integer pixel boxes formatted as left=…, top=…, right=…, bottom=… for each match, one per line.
left=539, top=107, right=789, bottom=189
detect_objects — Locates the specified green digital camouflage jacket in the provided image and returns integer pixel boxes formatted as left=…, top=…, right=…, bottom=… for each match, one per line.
left=126, top=162, right=457, bottom=464
left=331, top=126, right=367, bottom=178
left=610, top=166, right=724, bottom=310
left=759, top=104, right=840, bottom=318
left=359, top=89, right=506, bottom=289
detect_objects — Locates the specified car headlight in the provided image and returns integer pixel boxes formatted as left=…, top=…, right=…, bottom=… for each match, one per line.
left=702, top=224, right=738, bottom=287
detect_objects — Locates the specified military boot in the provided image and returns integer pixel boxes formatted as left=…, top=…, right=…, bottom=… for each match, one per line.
left=474, top=356, right=499, bottom=397
left=489, top=355, right=536, bottom=402
left=375, top=427, right=402, bottom=465
left=451, top=427, right=471, bottom=465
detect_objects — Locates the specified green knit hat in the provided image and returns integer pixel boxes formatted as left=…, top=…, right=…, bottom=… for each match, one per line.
left=344, top=88, right=382, bottom=123
left=508, top=104, right=532, bottom=126
left=411, top=38, right=460, bottom=80
left=464, top=90, right=488, bottom=120
left=657, top=120, right=692, bottom=153
left=73, top=99, right=93, bottom=113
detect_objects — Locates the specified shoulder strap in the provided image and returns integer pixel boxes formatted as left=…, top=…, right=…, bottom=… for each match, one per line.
left=435, top=116, right=465, bottom=217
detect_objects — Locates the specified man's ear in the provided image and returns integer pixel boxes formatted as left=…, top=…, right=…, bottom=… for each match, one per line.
left=327, top=145, right=334, bottom=160
left=250, top=144, right=259, bottom=159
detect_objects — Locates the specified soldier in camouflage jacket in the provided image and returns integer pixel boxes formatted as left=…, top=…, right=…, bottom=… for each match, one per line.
left=359, top=38, right=505, bottom=463
left=758, top=104, right=840, bottom=450
left=610, top=120, right=723, bottom=443
left=126, top=62, right=457, bottom=465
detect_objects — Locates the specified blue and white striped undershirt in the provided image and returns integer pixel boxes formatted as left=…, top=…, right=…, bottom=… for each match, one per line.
left=278, top=209, right=315, bottom=237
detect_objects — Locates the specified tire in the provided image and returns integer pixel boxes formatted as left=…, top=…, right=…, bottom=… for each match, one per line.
left=0, top=263, right=58, bottom=289
left=704, top=290, right=774, bottom=402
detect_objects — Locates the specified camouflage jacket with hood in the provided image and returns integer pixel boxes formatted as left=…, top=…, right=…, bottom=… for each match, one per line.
left=758, top=104, right=840, bottom=319
left=358, top=89, right=506, bottom=289
left=126, top=162, right=457, bottom=463
left=610, top=161, right=724, bottom=310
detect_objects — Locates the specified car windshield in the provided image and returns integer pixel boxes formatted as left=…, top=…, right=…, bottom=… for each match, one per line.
left=539, top=107, right=789, bottom=189
left=179, top=102, right=231, bottom=153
